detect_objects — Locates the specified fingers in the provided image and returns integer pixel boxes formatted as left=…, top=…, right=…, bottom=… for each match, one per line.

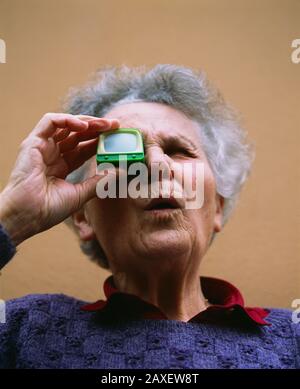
left=32, top=112, right=120, bottom=139
left=58, top=128, right=103, bottom=153
left=33, top=113, right=89, bottom=138
left=53, top=128, right=70, bottom=142
left=51, top=114, right=120, bottom=154
left=73, top=174, right=101, bottom=210
left=20, top=112, right=120, bottom=180
left=63, top=139, right=99, bottom=172
left=57, top=118, right=119, bottom=153
left=76, top=115, right=120, bottom=130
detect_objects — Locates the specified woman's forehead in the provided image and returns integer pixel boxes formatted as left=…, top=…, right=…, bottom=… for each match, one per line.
left=104, top=101, right=201, bottom=144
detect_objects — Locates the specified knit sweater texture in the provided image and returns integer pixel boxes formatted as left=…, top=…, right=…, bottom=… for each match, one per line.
left=0, top=293, right=299, bottom=369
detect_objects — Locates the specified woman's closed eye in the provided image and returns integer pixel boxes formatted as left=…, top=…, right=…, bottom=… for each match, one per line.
left=165, top=145, right=198, bottom=158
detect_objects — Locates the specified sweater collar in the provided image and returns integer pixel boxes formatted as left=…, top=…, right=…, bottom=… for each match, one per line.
left=81, top=275, right=270, bottom=326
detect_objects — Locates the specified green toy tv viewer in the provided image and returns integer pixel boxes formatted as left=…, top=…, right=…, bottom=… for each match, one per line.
left=96, top=128, right=145, bottom=166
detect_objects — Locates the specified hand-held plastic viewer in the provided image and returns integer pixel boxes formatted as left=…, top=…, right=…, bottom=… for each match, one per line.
left=96, top=128, right=145, bottom=166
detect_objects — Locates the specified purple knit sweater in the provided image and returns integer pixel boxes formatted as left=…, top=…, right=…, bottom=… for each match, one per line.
left=0, top=293, right=299, bottom=369
left=0, top=225, right=299, bottom=369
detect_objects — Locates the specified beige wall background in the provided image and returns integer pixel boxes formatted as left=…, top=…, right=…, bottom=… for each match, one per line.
left=0, top=0, right=299, bottom=308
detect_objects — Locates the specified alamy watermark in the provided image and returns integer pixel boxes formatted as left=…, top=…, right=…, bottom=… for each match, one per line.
left=0, top=38, right=6, bottom=64
left=0, top=299, right=5, bottom=324
left=96, top=160, right=205, bottom=210
left=292, top=299, right=300, bottom=324
left=291, top=39, right=300, bottom=64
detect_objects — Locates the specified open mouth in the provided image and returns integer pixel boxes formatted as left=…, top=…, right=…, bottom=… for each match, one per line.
left=145, top=198, right=181, bottom=211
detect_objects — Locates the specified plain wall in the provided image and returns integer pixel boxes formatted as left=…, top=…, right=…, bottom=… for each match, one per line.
left=0, top=0, right=299, bottom=308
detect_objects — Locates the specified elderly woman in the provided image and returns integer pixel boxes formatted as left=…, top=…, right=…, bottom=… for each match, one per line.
left=0, top=65, right=298, bottom=369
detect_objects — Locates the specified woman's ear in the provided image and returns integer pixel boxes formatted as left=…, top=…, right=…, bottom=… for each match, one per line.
left=72, top=208, right=96, bottom=241
left=214, top=194, right=225, bottom=233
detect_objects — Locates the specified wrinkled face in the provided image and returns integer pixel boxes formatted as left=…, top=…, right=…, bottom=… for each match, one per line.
left=81, top=102, right=223, bottom=273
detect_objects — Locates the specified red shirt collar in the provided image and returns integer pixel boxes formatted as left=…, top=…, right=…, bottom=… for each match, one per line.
left=81, top=275, right=270, bottom=326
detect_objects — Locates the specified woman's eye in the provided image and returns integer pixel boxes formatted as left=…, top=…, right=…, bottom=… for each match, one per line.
left=168, top=147, right=196, bottom=158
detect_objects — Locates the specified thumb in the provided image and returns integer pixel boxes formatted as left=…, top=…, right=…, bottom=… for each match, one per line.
left=73, top=175, right=101, bottom=209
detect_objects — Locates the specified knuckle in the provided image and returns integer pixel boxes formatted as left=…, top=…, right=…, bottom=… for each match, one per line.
left=19, top=138, right=28, bottom=150
left=44, top=112, right=69, bottom=123
left=19, top=136, right=35, bottom=151
left=31, top=136, right=46, bottom=149
left=44, top=112, right=73, bottom=125
left=20, top=136, right=46, bottom=151
left=43, top=112, right=56, bottom=119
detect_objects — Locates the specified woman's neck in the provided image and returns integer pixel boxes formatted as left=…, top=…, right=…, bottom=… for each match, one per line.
left=112, top=268, right=209, bottom=322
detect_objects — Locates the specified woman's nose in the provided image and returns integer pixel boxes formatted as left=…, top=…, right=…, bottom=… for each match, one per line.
left=145, top=146, right=175, bottom=187
left=146, top=145, right=173, bottom=169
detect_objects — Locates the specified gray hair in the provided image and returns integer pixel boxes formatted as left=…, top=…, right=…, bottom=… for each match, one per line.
left=64, top=64, right=254, bottom=269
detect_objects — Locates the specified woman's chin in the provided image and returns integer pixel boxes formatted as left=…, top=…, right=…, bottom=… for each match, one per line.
left=138, top=229, right=191, bottom=260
